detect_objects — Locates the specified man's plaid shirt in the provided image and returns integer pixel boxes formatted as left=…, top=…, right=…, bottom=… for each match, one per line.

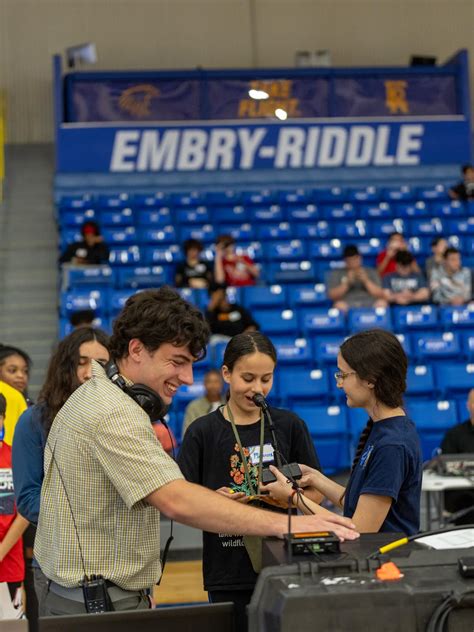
left=35, top=361, right=183, bottom=590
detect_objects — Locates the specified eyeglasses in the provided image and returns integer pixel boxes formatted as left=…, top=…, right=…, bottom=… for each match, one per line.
left=334, top=371, right=357, bottom=383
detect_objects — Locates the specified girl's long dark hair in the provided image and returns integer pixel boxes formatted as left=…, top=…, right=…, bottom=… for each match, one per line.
left=341, top=329, right=407, bottom=474
left=37, top=328, right=109, bottom=436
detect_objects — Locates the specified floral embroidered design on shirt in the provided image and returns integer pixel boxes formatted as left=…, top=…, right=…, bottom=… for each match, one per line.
left=229, top=442, right=258, bottom=495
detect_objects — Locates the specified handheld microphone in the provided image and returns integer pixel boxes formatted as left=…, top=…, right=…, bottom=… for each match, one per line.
left=252, top=393, right=302, bottom=484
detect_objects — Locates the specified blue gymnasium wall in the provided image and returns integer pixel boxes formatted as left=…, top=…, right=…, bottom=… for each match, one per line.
left=54, top=50, right=471, bottom=192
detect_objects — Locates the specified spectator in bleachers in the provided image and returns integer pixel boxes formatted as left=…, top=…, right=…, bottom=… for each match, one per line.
left=59, top=221, right=110, bottom=265
left=376, top=232, right=418, bottom=278
left=448, top=164, right=474, bottom=201
left=69, top=309, right=96, bottom=329
left=425, top=237, right=448, bottom=281
left=327, top=245, right=387, bottom=312
left=430, top=247, right=472, bottom=305
left=0, top=345, right=32, bottom=406
left=174, top=238, right=214, bottom=289
left=206, top=282, right=259, bottom=339
left=0, top=393, right=28, bottom=610
left=182, top=369, right=226, bottom=438
left=214, top=234, right=259, bottom=287
left=440, top=388, right=474, bottom=524
left=383, top=251, right=430, bottom=305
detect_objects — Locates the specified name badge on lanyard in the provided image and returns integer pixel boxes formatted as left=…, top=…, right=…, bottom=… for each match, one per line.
left=248, top=443, right=274, bottom=466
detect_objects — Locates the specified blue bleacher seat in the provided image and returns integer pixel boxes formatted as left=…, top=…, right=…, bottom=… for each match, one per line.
left=278, top=367, right=329, bottom=405
left=346, top=186, right=379, bottom=203
left=380, top=185, right=415, bottom=202
left=394, top=332, right=413, bottom=359
left=242, top=284, right=287, bottom=310
left=252, top=308, right=299, bottom=335
left=263, top=239, right=306, bottom=261
left=142, top=245, right=182, bottom=265
left=288, top=284, right=329, bottom=308
left=96, top=193, right=131, bottom=209
left=224, top=223, right=253, bottom=241
left=242, top=189, right=278, bottom=206
left=205, top=190, right=241, bottom=206
left=60, top=289, right=109, bottom=318
left=461, top=331, right=474, bottom=361
left=406, top=364, right=436, bottom=398
left=448, top=218, right=474, bottom=235
left=60, top=228, right=81, bottom=248
left=407, top=236, right=431, bottom=257
left=257, top=222, right=293, bottom=240
left=415, top=184, right=448, bottom=201
left=392, top=305, right=438, bottom=331
left=99, top=208, right=134, bottom=227
left=272, top=336, right=312, bottom=365
left=134, top=192, right=170, bottom=208
left=250, top=205, right=284, bottom=223
left=279, top=188, right=311, bottom=205
left=66, top=266, right=115, bottom=290
left=211, top=205, right=249, bottom=223
left=179, top=224, right=216, bottom=243
left=434, top=362, right=474, bottom=398
left=101, top=226, right=137, bottom=245
left=109, top=289, right=137, bottom=316
left=407, top=399, right=458, bottom=460
left=116, top=265, right=171, bottom=289
left=414, top=331, right=461, bottom=362
left=333, top=219, right=368, bottom=239
left=176, top=207, right=210, bottom=225
left=347, top=307, right=392, bottom=332
left=108, top=246, right=142, bottom=266
left=59, top=209, right=96, bottom=227
left=136, top=208, right=172, bottom=226
left=57, top=193, right=94, bottom=210
left=312, top=187, right=346, bottom=203
left=439, top=305, right=474, bottom=330
left=322, top=203, right=355, bottom=221
left=137, top=226, right=177, bottom=245
left=237, top=242, right=263, bottom=262
left=392, top=201, right=429, bottom=218
left=266, top=261, right=315, bottom=284
left=172, top=380, right=206, bottom=411
left=370, top=219, right=406, bottom=237
left=313, top=335, right=345, bottom=366
left=358, top=202, right=392, bottom=220
left=287, top=204, right=320, bottom=223
left=59, top=315, right=110, bottom=339
left=172, top=191, right=205, bottom=207
left=430, top=200, right=466, bottom=218
left=409, top=217, right=445, bottom=237
left=300, top=307, right=346, bottom=335
left=293, top=404, right=349, bottom=473
left=354, top=238, right=383, bottom=259
left=309, top=239, right=343, bottom=260
left=295, top=221, right=331, bottom=240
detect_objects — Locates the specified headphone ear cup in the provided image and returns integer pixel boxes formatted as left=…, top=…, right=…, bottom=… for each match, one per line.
left=128, top=384, right=168, bottom=421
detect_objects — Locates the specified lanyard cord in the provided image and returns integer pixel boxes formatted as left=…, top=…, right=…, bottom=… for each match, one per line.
left=226, top=403, right=265, bottom=496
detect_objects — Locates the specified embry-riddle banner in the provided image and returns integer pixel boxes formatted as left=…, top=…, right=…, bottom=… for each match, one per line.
left=57, top=120, right=470, bottom=173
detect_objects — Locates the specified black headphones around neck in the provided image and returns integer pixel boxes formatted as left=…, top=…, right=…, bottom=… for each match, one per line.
left=103, top=361, right=168, bottom=421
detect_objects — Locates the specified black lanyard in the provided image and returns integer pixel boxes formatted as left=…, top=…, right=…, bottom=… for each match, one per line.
left=225, top=403, right=265, bottom=497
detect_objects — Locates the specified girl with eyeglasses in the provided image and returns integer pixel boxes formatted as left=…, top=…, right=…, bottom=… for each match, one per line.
left=263, top=328, right=422, bottom=535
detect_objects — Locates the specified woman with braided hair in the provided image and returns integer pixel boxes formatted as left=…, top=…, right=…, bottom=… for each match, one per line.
left=263, top=329, right=422, bottom=535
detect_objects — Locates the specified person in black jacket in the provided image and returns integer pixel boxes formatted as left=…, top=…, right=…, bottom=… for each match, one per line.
left=178, top=332, right=321, bottom=632
left=448, top=164, right=474, bottom=201
left=205, top=283, right=258, bottom=339
left=59, top=221, right=109, bottom=265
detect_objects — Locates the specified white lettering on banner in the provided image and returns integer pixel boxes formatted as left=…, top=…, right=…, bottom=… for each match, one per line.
left=136, top=130, right=179, bottom=171
left=238, top=127, right=267, bottom=169
left=110, top=130, right=140, bottom=171
left=109, top=124, right=425, bottom=172
left=205, top=129, right=237, bottom=170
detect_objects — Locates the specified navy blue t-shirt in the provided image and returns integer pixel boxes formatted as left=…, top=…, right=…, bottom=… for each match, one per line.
left=344, top=415, right=422, bottom=535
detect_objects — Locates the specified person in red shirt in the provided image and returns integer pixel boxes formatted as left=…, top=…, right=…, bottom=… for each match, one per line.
left=0, top=393, right=28, bottom=605
left=214, top=235, right=259, bottom=287
left=376, top=232, right=419, bottom=278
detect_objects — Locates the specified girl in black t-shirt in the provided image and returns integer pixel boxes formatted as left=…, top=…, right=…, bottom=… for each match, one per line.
left=177, top=331, right=320, bottom=632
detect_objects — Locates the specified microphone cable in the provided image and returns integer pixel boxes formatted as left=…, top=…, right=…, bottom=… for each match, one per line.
left=155, top=415, right=175, bottom=584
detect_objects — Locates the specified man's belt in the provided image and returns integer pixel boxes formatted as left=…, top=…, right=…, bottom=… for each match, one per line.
left=49, top=580, right=147, bottom=603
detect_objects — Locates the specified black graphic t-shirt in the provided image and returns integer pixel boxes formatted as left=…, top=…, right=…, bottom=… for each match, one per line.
left=177, top=406, right=320, bottom=591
